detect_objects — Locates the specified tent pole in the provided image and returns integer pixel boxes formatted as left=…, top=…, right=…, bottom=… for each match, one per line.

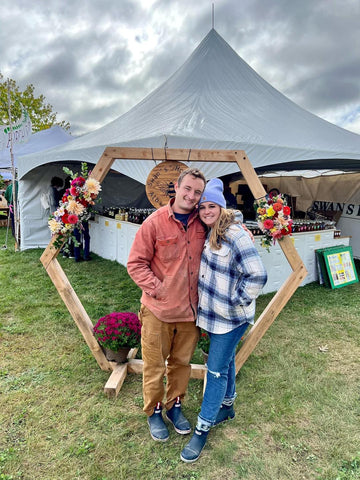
left=6, top=79, right=19, bottom=251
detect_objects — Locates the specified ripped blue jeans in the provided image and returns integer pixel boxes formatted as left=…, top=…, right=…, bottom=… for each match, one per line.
left=198, top=322, right=249, bottom=428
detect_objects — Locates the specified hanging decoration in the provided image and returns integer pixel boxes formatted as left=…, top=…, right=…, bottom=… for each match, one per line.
left=255, top=193, right=293, bottom=251
left=48, top=162, right=101, bottom=249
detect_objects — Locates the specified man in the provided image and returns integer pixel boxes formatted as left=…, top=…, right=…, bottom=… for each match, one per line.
left=127, top=168, right=206, bottom=442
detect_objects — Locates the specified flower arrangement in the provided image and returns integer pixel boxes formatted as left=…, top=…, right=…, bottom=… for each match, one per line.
left=255, top=193, right=293, bottom=251
left=93, top=312, right=141, bottom=351
left=48, top=162, right=101, bottom=249
left=198, top=330, right=210, bottom=354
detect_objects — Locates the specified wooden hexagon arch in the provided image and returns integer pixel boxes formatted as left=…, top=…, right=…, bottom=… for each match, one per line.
left=40, top=147, right=308, bottom=397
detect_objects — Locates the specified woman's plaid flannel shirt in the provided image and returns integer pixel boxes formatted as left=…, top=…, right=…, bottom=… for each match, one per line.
left=197, top=223, right=267, bottom=334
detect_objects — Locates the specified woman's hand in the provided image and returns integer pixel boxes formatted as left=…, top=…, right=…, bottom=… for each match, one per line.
left=242, top=224, right=254, bottom=243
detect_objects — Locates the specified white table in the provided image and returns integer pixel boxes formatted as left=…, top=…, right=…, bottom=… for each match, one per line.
left=89, top=216, right=350, bottom=294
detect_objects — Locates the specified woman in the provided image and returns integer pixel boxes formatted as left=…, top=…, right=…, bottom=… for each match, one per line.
left=181, top=178, right=267, bottom=463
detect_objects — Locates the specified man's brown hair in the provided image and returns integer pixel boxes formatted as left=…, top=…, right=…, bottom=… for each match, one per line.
left=177, top=168, right=206, bottom=187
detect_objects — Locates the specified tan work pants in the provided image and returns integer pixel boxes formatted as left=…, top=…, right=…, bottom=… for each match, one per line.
left=138, top=305, right=200, bottom=416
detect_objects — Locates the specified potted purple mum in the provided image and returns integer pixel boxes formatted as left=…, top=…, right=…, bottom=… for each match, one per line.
left=93, top=312, right=141, bottom=363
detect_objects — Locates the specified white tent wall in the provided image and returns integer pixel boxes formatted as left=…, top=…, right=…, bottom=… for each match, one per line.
left=20, top=164, right=64, bottom=250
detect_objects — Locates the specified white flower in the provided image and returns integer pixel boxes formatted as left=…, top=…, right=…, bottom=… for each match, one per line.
left=85, top=178, right=101, bottom=195
left=55, top=206, right=66, bottom=217
left=48, top=218, right=62, bottom=234
left=67, top=200, right=85, bottom=215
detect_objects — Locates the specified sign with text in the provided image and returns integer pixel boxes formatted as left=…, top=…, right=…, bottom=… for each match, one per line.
left=316, top=245, right=358, bottom=289
left=0, top=108, right=32, bottom=151
left=145, top=161, right=188, bottom=208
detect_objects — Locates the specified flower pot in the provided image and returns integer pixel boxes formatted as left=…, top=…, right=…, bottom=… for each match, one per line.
left=201, top=350, right=209, bottom=364
left=104, top=347, right=131, bottom=363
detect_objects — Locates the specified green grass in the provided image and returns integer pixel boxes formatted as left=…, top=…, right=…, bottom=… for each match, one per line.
left=1, top=227, right=360, bottom=480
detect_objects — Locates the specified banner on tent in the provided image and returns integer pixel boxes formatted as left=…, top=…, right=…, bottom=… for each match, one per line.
left=0, top=108, right=32, bottom=151
left=312, top=201, right=360, bottom=218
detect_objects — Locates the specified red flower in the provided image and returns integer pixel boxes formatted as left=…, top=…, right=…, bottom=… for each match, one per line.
left=263, top=219, right=274, bottom=230
left=272, top=230, right=283, bottom=239
left=283, top=206, right=291, bottom=216
left=273, top=202, right=282, bottom=212
left=79, top=198, right=89, bottom=207
left=67, top=214, right=79, bottom=224
left=70, top=186, right=78, bottom=196
left=281, top=225, right=292, bottom=235
left=71, top=176, right=85, bottom=187
left=61, top=213, right=70, bottom=224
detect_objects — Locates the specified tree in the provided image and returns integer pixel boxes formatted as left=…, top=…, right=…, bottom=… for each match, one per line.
left=0, top=72, right=71, bottom=132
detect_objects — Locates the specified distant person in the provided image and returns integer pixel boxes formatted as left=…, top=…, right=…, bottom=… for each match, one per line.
left=73, top=220, right=91, bottom=262
left=49, top=176, right=63, bottom=214
left=180, top=178, right=267, bottom=463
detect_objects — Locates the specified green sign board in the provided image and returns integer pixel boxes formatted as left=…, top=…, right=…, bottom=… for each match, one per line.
left=316, top=245, right=359, bottom=289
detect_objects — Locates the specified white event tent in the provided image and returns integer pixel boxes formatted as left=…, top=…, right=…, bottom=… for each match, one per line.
left=17, top=29, right=360, bottom=251
left=0, top=125, right=72, bottom=179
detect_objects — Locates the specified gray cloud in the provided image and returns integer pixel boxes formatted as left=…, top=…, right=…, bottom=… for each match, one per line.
left=1, top=0, right=360, bottom=135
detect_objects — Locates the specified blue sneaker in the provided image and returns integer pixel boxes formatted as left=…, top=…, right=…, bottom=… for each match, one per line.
left=214, top=404, right=235, bottom=426
left=147, top=403, right=169, bottom=442
left=180, top=427, right=209, bottom=463
left=166, top=397, right=191, bottom=434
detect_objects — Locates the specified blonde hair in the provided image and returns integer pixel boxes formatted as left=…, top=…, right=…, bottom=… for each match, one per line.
left=208, top=208, right=239, bottom=250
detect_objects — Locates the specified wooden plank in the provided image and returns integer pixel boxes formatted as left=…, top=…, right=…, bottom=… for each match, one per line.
left=104, top=364, right=128, bottom=398
left=40, top=234, right=64, bottom=269
left=126, top=358, right=207, bottom=379
left=190, top=363, right=207, bottom=379
left=103, top=146, right=244, bottom=163
left=127, top=358, right=144, bottom=375
left=90, top=150, right=116, bottom=183
left=45, top=259, right=112, bottom=371
left=278, top=235, right=304, bottom=271
left=128, top=348, right=138, bottom=359
left=235, top=153, right=268, bottom=201
left=235, top=263, right=307, bottom=373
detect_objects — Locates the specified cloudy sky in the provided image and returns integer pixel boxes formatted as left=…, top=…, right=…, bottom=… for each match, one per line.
left=1, top=0, right=360, bottom=137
